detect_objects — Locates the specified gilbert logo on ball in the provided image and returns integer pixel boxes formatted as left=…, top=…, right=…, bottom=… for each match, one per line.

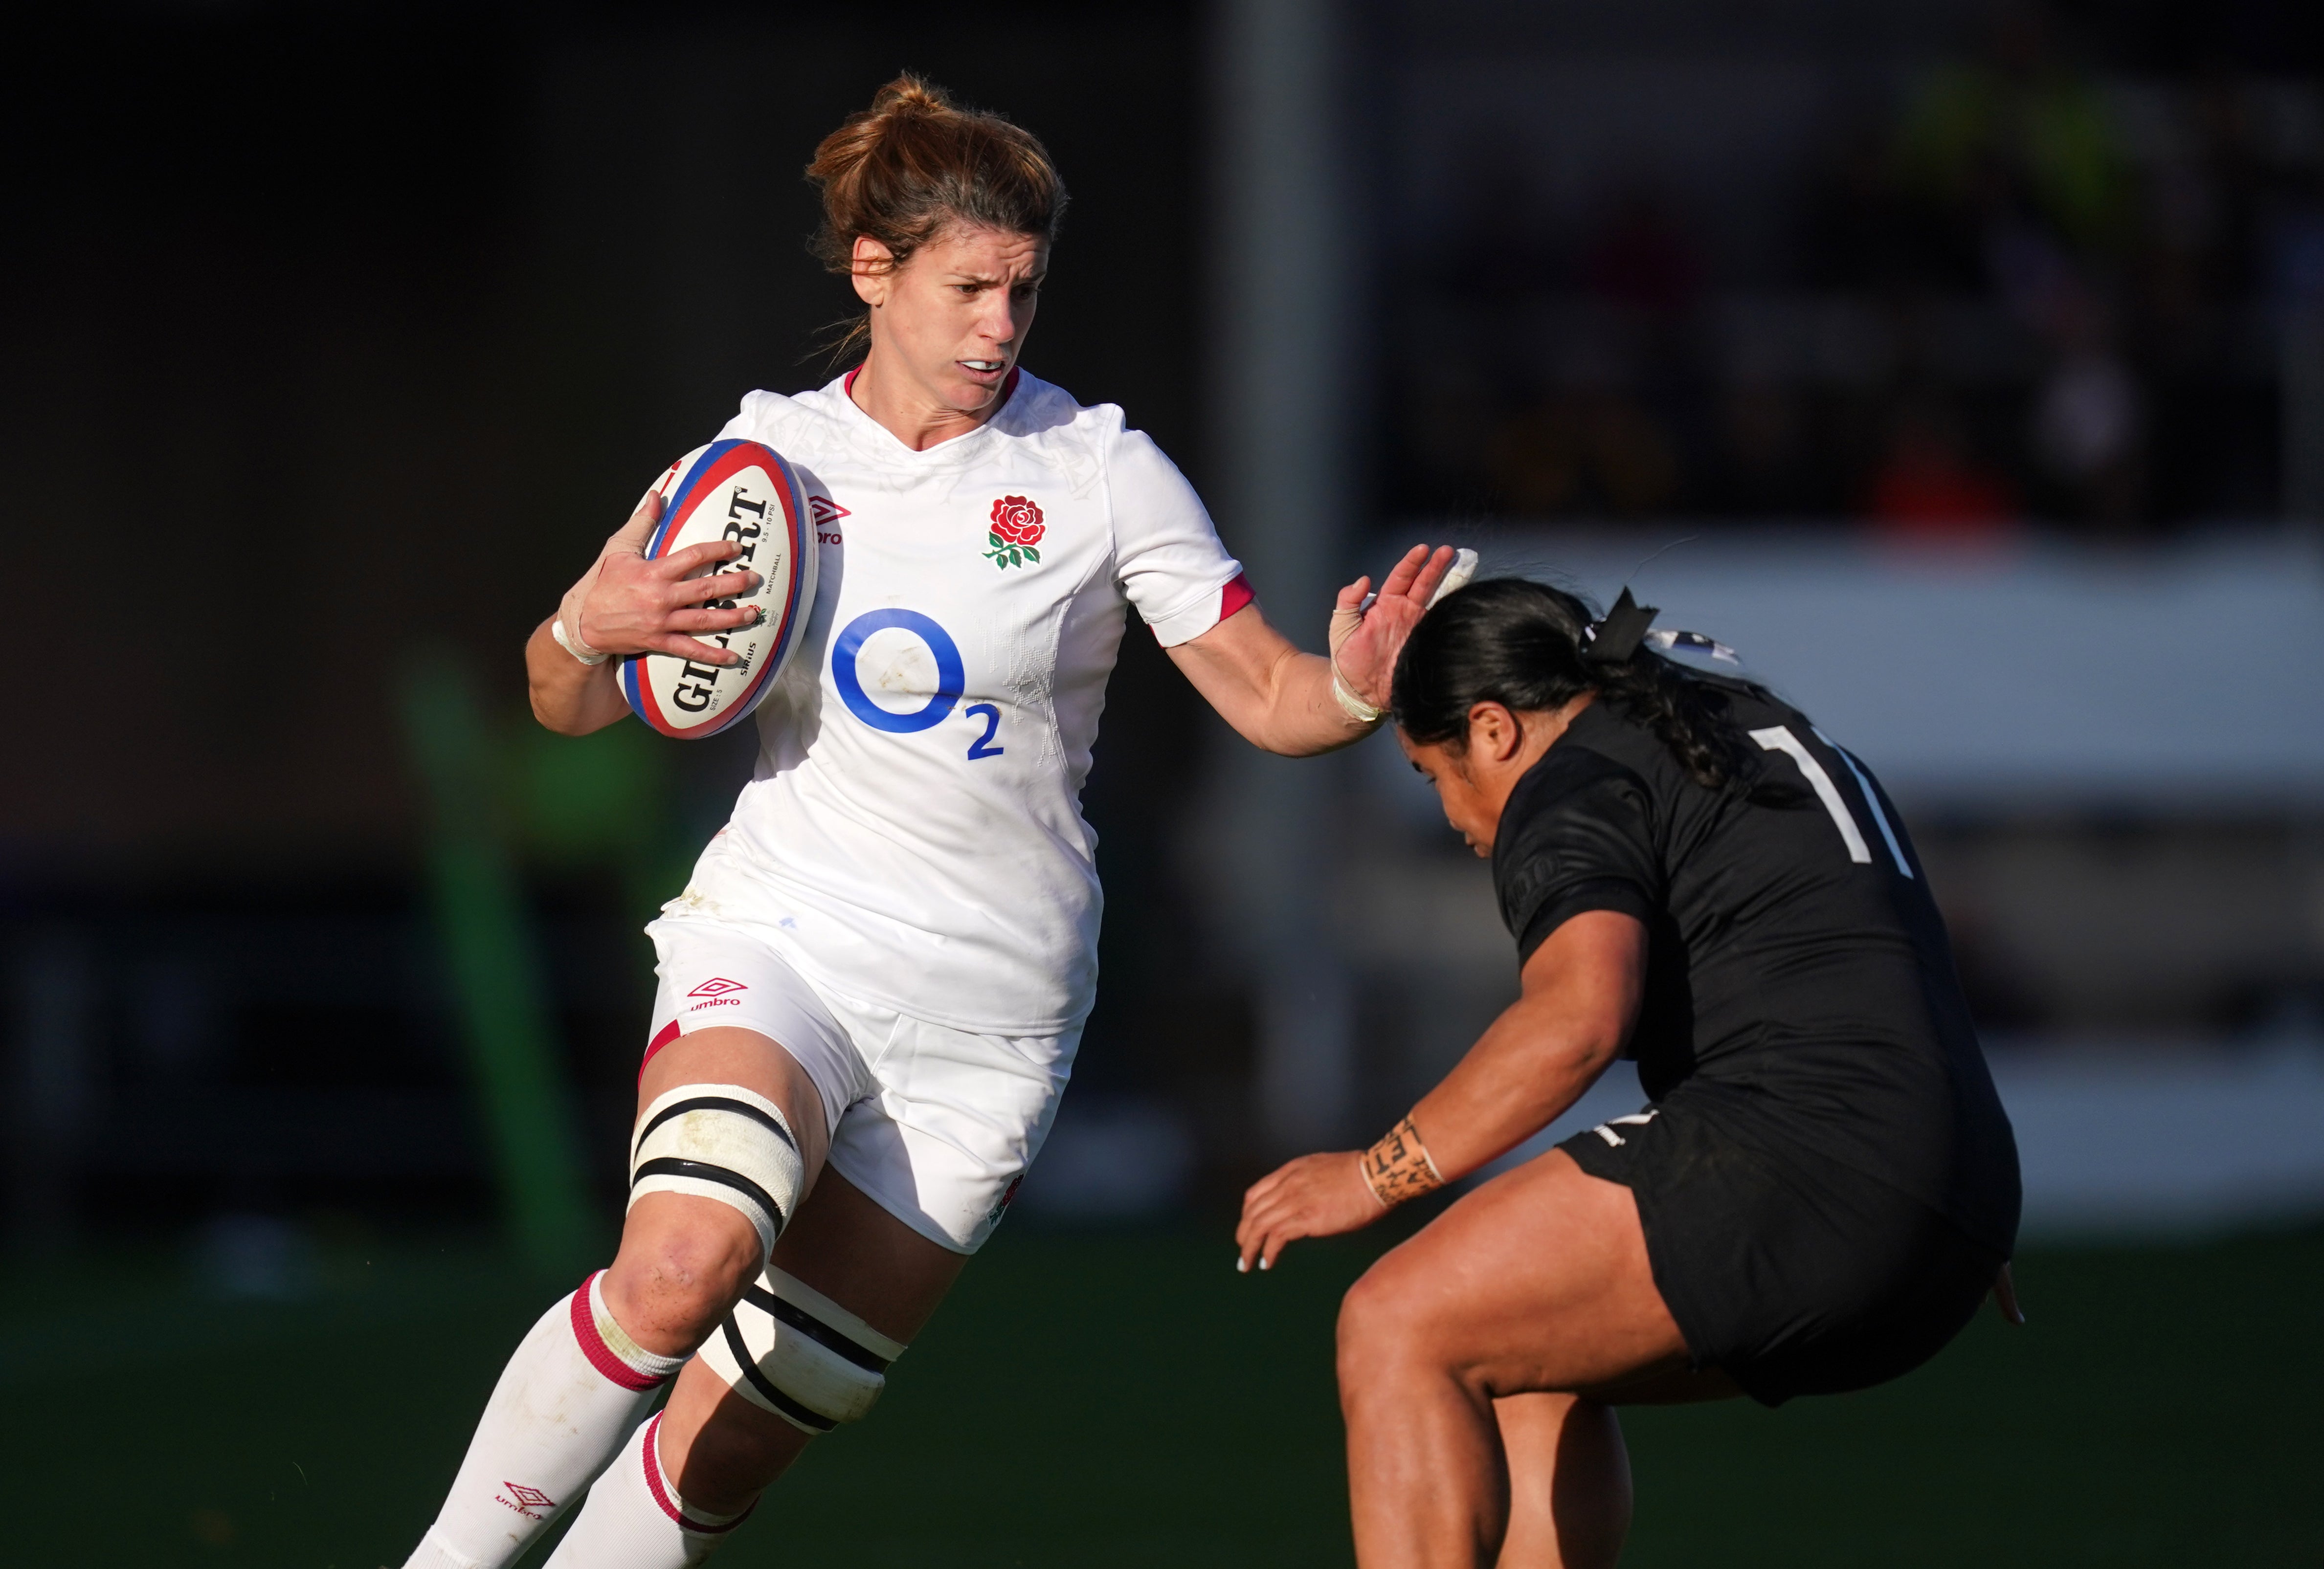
left=622, top=440, right=818, bottom=740
left=983, top=495, right=1044, bottom=570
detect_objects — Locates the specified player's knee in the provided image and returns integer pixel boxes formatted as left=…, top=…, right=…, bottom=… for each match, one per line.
left=606, top=1210, right=763, bottom=1350
left=1336, top=1264, right=1435, bottom=1384
left=615, top=1081, right=809, bottom=1349
left=699, top=1265, right=909, bottom=1436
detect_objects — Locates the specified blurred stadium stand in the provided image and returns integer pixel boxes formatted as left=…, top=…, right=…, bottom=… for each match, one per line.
left=1371, top=0, right=2324, bottom=534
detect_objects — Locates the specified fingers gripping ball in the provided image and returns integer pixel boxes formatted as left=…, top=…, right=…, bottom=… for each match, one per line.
left=627, top=1084, right=805, bottom=1265
left=622, top=440, right=820, bottom=739
left=698, top=1266, right=907, bottom=1434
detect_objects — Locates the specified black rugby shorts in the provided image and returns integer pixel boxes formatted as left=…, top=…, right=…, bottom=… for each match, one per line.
left=1559, top=1081, right=2003, bottom=1407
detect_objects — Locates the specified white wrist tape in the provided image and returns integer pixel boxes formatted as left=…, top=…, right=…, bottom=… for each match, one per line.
left=551, top=617, right=610, bottom=666
left=1332, top=665, right=1385, bottom=724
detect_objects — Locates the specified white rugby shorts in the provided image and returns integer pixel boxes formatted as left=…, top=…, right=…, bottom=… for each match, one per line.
left=641, top=915, right=1077, bottom=1253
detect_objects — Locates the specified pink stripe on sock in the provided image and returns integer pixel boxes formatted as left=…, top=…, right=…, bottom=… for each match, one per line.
left=640, top=1415, right=685, bottom=1525
left=640, top=1414, right=752, bottom=1534
left=569, top=1272, right=667, bottom=1392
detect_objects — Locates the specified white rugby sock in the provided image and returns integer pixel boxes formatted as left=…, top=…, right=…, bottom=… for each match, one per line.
left=403, top=1272, right=686, bottom=1569
left=543, top=1413, right=751, bottom=1567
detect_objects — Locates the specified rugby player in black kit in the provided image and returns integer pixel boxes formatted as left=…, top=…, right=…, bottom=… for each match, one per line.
left=1235, top=577, right=2022, bottom=1569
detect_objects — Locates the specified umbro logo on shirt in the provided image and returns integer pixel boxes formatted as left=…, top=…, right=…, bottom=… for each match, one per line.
left=983, top=496, right=1045, bottom=571
left=688, top=977, right=747, bottom=997
left=810, top=495, right=848, bottom=546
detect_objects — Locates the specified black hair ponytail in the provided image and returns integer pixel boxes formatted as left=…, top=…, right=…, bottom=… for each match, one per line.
left=1389, top=577, right=1752, bottom=790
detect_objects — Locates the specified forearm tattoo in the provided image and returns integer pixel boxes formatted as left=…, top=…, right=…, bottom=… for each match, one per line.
left=1360, top=1115, right=1445, bottom=1210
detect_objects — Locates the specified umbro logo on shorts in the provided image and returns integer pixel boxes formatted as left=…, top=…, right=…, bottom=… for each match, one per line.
left=689, top=977, right=748, bottom=998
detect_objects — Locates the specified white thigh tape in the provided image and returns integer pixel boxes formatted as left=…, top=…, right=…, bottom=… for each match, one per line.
left=761, top=1267, right=907, bottom=1363
left=627, top=1084, right=804, bottom=1263
left=699, top=1266, right=908, bottom=1434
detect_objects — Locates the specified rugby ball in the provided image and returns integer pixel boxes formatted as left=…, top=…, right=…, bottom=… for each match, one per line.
left=621, top=439, right=818, bottom=740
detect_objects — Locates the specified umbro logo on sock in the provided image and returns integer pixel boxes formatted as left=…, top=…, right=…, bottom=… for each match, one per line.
left=496, top=1482, right=556, bottom=1519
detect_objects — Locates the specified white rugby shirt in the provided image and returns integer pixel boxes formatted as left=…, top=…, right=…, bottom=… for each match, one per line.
left=669, top=369, right=1249, bottom=1036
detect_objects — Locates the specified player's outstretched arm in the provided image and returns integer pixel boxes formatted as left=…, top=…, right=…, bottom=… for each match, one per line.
left=1167, top=545, right=1457, bottom=755
left=527, top=491, right=764, bottom=735
left=1233, top=910, right=1645, bottom=1272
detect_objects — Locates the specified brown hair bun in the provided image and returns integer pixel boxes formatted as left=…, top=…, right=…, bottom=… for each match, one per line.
left=806, top=73, right=1067, bottom=280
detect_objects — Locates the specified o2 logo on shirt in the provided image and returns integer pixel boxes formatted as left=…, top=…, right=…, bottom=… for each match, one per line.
left=831, top=608, right=1005, bottom=759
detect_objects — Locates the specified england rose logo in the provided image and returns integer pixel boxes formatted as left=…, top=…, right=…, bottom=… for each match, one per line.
left=984, top=496, right=1045, bottom=570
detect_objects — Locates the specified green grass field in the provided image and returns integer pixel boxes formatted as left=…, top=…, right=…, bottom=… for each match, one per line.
left=4, top=1217, right=2318, bottom=1567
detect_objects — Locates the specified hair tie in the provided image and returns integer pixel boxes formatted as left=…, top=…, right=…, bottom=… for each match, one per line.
left=1582, top=588, right=1658, bottom=664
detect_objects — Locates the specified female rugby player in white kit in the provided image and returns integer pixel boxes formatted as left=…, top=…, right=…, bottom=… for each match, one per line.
left=401, top=75, right=1455, bottom=1569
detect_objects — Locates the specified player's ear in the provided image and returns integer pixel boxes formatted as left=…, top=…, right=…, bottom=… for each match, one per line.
left=852, top=235, right=896, bottom=306
left=1467, top=701, right=1522, bottom=764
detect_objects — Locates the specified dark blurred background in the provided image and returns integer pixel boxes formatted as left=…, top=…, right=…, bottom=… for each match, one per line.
left=1385, top=4, right=2323, bottom=531
left=4, top=1, right=2323, bottom=1563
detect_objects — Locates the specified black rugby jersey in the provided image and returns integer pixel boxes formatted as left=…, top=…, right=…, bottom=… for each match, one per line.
left=1493, top=684, right=2020, bottom=1252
